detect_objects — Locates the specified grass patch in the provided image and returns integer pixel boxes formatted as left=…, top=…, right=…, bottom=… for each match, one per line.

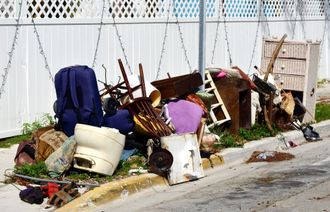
left=22, top=113, right=54, bottom=135
left=12, top=155, right=148, bottom=185
left=317, top=79, right=329, bottom=88
left=213, top=132, right=245, bottom=149
left=0, top=113, right=54, bottom=149
left=0, top=134, right=31, bottom=148
left=239, top=123, right=280, bottom=141
left=315, top=103, right=330, bottom=122
left=64, top=155, right=148, bottom=184
left=14, top=161, right=49, bottom=178
left=211, top=123, right=280, bottom=151
left=66, top=155, right=147, bottom=183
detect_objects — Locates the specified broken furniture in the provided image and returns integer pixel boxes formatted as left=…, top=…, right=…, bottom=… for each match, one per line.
left=257, top=34, right=287, bottom=133
left=151, top=72, right=203, bottom=99
left=213, top=77, right=252, bottom=134
left=204, top=70, right=231, bottom=128
left=101, top=59, right=172, bottom=139
left=261, top=37, right=321, bottom=123
left=73, top=124, right=125, bottom=176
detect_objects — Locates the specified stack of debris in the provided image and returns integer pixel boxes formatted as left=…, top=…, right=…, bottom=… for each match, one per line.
left=11, top=43, right=322, bottom=207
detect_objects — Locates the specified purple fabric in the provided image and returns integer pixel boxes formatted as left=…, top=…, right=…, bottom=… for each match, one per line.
left=167, top=100, right=204, bottom=134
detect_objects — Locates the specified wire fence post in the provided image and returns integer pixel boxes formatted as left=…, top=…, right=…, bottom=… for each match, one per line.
left=198, top=0, right=206, bottom=90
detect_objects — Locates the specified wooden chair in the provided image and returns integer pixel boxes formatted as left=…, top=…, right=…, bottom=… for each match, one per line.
left=101, top=59, right=172, bottom=139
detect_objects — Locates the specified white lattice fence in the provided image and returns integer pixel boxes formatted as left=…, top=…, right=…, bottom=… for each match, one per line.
left=0, top=0, right=15, bottom=18
left=1, top=0, right=327, bottom=19
left=2, top=0, right=219, bottom=19
left=0, top=0, right=329, bottom=139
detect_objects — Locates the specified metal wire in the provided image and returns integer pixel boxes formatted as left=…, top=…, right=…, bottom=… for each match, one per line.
left=222, top=2, right=233, bottom=67
left=297, top=0, right=307, bottom=39
left=284, top=0, right=298, bottom=39
left=248, top=0, right=263, bottom=75
left=210, top=0, right=222, bottom=65
left=261, top=1, right=271, bottom=37
left=92, top=0, right=106, bottom=69
left=173, top=0, right=193, bottom=73
left=108, top=0, right=133, bottom=74
left=156, top=0, right=172, bottom=80
left=0, top=0, right=23, bottom=100
left=30, top=6, right=54, bottom=82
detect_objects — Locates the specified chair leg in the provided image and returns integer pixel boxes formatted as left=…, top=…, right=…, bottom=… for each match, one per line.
left=118, top=59, right=134, bottom=99
left=139, top=63, right=147, bottom=97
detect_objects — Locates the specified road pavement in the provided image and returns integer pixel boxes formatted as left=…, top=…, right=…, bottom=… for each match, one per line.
left=96, top=135, right=330, bottom=212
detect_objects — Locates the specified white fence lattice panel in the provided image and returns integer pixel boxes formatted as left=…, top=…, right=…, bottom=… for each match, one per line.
left=0, top=0, right=327, bottom=19
left=0, top=0, right=15, bottom=18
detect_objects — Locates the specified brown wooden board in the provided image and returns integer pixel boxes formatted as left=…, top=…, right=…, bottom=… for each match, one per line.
left=151, top=73, right=203, bottom=99
left=213, top=77, right=252, bottom=134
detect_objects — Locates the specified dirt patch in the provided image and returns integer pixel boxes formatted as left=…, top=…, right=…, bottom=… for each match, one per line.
left=246, top=151, right=295, bottom=163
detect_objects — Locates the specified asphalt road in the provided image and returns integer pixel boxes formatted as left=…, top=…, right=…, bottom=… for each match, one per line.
left=96, top=135, right=330, bottom=212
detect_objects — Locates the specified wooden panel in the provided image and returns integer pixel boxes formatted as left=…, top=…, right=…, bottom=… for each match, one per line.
left=213, top=78, right=251, bottom=134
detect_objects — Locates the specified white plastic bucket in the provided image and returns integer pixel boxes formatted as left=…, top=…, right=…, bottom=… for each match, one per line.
left=121, top=74, right=161, bottom=107
left=73, top=124, right=125, bottom=176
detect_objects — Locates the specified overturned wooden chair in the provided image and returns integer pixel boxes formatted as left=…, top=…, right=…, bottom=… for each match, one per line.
left=101, top=59, right=172, bottom=140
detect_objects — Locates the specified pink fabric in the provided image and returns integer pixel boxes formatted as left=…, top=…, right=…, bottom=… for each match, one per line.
left=213, top=71, right=227, bottom=78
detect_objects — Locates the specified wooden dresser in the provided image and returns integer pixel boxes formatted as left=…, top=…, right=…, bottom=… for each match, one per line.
left=260, top=37, right=321, bottom=122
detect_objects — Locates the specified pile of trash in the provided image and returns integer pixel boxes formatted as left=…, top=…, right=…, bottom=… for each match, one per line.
left=9, top=54, right=323, bottom=208
left=10, top=61, right=219, bottom=208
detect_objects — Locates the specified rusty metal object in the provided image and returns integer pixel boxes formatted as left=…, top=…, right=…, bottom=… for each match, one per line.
left=151, top=72, right=203, bottom=99
left=149, top=148, right=173, bottom=177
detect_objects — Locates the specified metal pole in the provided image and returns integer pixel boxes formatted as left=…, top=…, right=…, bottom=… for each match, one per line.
left=198, top=0, right=206, bottom=90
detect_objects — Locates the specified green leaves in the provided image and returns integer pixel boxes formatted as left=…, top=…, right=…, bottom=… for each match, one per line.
left=315, top=103, right=330, bottom=123
left=21, top=113, right=54, bottom=135
left=14, top=161, right=49, bottom=178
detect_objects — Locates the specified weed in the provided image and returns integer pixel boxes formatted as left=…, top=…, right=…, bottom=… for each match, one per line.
left=64, top=155, right=148, bottom=184
left=317, top=79, right=329, bottom=88
left=211, top=123, right=280, bottom=151
left=14, top=161, right=49, bottom=178
left=315, top=103, right=330, bottom=122
left=113, top=156, right=147, bottom=177
left=0, top=134, right=31, bottom=148
left=220, top=132, right=244, bottom=148
left=22, top=113, right=54, bottom=135
left=239, top=123, right=278, bottom=141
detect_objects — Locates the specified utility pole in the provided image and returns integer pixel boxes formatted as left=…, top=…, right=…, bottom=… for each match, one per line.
left=198, top=0, right=206, bottom=90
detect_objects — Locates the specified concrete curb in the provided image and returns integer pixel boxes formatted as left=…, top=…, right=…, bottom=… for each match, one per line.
left=57, top=173, right=166, bottom=212
left=57, top=120, right=330, bottom=212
